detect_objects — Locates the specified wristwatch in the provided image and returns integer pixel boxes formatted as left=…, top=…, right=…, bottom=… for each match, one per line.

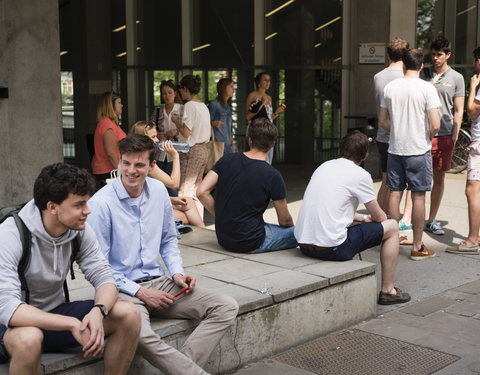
left=93, top=304, right=108, bottom=318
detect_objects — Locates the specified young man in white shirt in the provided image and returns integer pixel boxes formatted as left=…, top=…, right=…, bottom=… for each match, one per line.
left=295, top=131, right=411, bottom=305
left=378, top=49, right=441, bottom=260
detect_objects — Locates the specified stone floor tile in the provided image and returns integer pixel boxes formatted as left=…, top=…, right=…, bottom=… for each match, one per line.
left=400, top=295, right=458, bottom=317
left=296, top=259, right=376, bottom=285
left=233, top=359, right=317, bottom=375
left=191, top=273, right=228, bottom=289
left=234, top=269, right=328, bottom=303
left=179, top=245, right=233, bottom=267
left=445, top=301, right=480, bottom=317
left=185, top=258, right=283, bottom=283
left=410, top=332, right=461, bottom=352
left=355, top=319, right=430, bottom=343
left=213, top=283, right=273, bottom=314
left=420, top=311, right=480, bottom=343
left=237, top=248, right=320, bottom=269
left=452, top=280, right=480, bottom=295
left=178, top=227, right=217, bottom=246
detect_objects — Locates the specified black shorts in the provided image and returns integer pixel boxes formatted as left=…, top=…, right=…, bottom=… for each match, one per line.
left=0, top=300, right=94, bottom=363
left=377, top=141, right=389, bottom=173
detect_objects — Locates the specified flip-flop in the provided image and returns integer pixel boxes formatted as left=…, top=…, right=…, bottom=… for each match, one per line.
left=399, top=235, right=413, bottom=246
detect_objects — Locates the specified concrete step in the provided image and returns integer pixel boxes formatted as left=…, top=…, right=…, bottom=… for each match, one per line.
left=0, top=228, right=377, bottom=374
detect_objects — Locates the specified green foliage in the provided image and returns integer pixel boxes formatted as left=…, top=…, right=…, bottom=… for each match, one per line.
left=417, top=0, right=437, bottom=51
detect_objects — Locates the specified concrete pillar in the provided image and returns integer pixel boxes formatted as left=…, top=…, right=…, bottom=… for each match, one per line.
left=126, top=0, right=138, bottom=127
left=70, top=0, right=112, bottom=170
left=389, top=0, right=417, bottom=45
left=0, top=0, right=63, bottom=206
left=284, top=6, right=315, bottom=164
left=254, top=0, right=265, bottom=69
left=181, top=0, right=193, bottom=75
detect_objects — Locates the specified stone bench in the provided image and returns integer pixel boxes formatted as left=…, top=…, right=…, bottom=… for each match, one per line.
left=0, top=227, right=377, bottom=374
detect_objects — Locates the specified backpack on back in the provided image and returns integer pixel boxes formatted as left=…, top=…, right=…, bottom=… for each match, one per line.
left=0, top=204, right=80, bottom=304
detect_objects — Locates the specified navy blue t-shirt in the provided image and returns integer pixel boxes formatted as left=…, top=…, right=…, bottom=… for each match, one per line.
left=212, top=152, right=287, bottom=252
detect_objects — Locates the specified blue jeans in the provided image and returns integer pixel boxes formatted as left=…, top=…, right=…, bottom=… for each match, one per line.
left=255, top=223, right=298, bottom=253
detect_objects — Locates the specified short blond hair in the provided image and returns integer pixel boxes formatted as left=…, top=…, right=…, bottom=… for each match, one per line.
left=129, top=121, right=156, bottom=136
left=387, top=38, right=410, bottom=62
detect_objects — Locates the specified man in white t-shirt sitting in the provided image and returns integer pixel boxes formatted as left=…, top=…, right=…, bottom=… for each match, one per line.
left=294, top=131, right=411, bottom=305
left=447, top=47, right=480, bottom=254
left=378, top=48, right=441, bottom=261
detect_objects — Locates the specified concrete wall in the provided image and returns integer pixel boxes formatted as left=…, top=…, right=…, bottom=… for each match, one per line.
left=345, top=0, right=416, bottom=178
left=346, top=0, right=416, bottom=121
left=0, top=0, right=62, bottom=206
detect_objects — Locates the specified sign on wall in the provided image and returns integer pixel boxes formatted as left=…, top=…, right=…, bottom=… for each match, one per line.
left=359, top=43, right=385, bottom=64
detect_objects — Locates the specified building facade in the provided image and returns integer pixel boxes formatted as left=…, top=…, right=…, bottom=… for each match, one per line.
left=1, top=0, right=478, bottom=205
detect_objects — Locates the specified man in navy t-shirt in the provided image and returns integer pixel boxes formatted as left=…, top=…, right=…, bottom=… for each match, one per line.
left=197, top=118, right=297, bottom=253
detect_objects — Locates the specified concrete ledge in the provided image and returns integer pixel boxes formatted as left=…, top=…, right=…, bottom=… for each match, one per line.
left=0, top=228, right=377, bottom=374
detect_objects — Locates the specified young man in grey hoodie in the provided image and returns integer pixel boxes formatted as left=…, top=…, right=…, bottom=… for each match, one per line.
left=0, top=163, right=140, bottom=375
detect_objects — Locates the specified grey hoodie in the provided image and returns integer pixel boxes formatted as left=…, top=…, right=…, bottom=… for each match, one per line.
left=0, top=200, right=115, bottom=326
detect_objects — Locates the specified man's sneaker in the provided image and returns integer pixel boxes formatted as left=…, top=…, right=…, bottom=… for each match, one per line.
left=399, top=220, right=413, bottom=231
left=410, top=245, right=436, bottom=260
left=378, top=287, right=411, bottom=305
left=425, top=219, right=445, bottom=235
left=445, top=241, right=480, bottom=254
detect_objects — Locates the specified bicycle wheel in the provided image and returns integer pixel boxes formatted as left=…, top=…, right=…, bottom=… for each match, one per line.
left=450, top=128, right=471, bottom=173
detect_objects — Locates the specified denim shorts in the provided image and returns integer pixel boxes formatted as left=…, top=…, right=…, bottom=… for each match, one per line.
left=376, top=141, right=389, bottom=173
left=386, top=151, right=432, bottom=191
left=300, top=222, right=384, bottom=261
left=0, top=300, right=94, bottom=363
left=255, top=223, right=298, bottom=253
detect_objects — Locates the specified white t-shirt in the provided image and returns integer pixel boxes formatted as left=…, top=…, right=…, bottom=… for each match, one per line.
left=471, top=91, right=480, bottom=142
left=294, top=158, right=376, bottom=247
left=381, top=77, right=441, bottom=155
left=374, top=67, right=403, bottom=143
left=159, top=103, right=184, bottom=162
left=180, top=101, right=211, bottom=147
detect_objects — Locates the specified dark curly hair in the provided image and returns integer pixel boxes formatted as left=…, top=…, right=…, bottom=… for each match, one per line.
left=34, top=163, right=96, bottom=210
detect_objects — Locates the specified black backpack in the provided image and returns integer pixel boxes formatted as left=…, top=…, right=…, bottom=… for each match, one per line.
left=0, top=204, right=80, bottom=304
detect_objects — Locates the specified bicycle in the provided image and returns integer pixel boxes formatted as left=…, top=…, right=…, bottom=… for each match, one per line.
left=449, top=127, right=471, bottom=173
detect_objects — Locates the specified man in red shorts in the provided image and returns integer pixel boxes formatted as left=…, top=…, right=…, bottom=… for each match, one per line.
left=421, top=36, right=465, bottom=235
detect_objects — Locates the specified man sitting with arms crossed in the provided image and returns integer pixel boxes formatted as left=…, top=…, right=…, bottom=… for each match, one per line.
left=197, top=117, right=297, bottom=253
left=0, top=163, right=140, bottom=375
left=88, top=134, right=239, bottom=375
left=294, top=131, right=411, bottom=305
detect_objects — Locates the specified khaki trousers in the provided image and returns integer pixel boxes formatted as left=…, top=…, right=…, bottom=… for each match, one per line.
left=119, top=276, right=239, bottom=375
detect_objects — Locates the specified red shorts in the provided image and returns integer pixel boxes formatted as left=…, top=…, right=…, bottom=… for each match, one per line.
left=431, top=135, right=454, bottom=171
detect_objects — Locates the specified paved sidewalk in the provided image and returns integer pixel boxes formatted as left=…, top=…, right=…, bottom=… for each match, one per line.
left=230, top=169, right=480, bottom=375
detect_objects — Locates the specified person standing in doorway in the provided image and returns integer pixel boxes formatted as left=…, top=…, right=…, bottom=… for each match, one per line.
left=245, top=72, right=286, bottom=164
left=209, top=78, right=235, bottom=154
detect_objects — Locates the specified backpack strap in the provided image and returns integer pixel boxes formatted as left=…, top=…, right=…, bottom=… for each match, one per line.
left=63, top=235, right=81, bottom=303
left=9, top=212, right=32, bottom=304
